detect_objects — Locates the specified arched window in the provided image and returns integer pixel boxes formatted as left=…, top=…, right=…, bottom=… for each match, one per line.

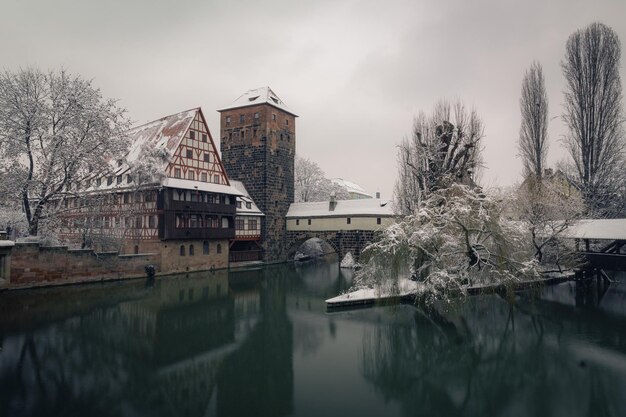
left=180, top=245, right=185, bottom=256
left=189, top=244, right=194, bottom=256
left=203, top=241, right=209, bottom=255
left=217, top=243, right=222, bottom=254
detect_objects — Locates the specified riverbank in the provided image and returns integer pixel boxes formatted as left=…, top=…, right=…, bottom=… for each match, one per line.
left=325, top=271, right=575, bottom=310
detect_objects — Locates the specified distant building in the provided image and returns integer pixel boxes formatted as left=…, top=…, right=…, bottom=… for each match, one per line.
left=330, top=178, right=373, bottom=199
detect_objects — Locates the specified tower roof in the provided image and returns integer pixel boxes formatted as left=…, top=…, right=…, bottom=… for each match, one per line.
left=218, top=86, right=298, bottom=117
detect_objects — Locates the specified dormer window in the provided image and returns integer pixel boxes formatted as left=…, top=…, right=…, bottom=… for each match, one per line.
left=249, top=96, right=259, bottom=102
left=246, top=202, right=252, bottom=209
left=116, top=175, right=122, bottom=184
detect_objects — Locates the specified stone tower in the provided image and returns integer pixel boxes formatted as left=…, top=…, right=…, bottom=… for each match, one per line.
left=218, top=87, right=297, bottom=261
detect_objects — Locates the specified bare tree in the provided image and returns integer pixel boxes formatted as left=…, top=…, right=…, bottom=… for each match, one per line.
left=393, top=100, right=484, bottom=214
left=519, top=61, right=549, bottom=180
left=562, top=22, right=625, bottom=216
left=294, top=155, right=349, bottom=202
left=0, top=68, right=130, bottom=236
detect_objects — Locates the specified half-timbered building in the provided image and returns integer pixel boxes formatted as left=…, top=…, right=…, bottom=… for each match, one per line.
left=54, top=108, right=252, bottom=272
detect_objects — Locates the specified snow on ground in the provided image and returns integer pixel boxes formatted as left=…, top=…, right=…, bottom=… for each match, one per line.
left=340, top=252, right=355, bottom=268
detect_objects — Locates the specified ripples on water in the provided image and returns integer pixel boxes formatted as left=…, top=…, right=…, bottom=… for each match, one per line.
left=0, top=262, right=625, bottom=417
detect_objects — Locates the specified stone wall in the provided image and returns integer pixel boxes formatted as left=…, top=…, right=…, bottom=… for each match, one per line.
left=220, top=103, right=295, bottom=262
left=9, top=243, right=162, bottom=289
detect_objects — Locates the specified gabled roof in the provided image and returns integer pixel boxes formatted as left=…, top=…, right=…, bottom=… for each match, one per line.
left=286, top=198, right=394, bottom=218
left=218, top=87, right=297, bottom=117
left=125, top=108, right=198, bottom=165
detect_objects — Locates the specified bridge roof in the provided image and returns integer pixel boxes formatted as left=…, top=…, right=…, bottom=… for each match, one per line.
left=286, top=198, right=393, bottom=218
left=562, top=219, right=626, bottom=240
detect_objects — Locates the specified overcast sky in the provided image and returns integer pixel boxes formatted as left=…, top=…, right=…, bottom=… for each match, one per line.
left=2, top=0, right=626, bottom=198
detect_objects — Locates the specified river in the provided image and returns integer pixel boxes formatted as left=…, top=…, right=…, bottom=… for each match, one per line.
left=1, top=260, right=625, bottom=417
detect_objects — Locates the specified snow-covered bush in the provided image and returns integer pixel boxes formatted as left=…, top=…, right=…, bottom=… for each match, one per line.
left=356, top=180, right=540, bottom=303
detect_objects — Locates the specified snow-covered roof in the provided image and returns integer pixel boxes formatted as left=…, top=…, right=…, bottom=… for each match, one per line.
left=330, top=178, right=373, bottom=198
left=218, top=87, right=297, bottom=117
left=230, top=180, right=264, bottom=216
left=162, top=178, right=244, bottom=197
left=562, top=219, right=626, bottom=241
left=125, top=108, right=198, bottom=165
left=286, top=198, right=394, bottom=218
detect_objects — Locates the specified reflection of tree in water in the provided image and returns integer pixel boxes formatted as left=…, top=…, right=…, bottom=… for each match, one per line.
left=361, top=295, right=626, bottom=417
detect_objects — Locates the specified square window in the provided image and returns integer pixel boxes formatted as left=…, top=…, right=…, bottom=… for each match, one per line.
left=202, top=133, right=207, bottom=142
left=127, top=175, right=133, bottom=183
left=246, top=202, right=252, bottom=209
left=204, top=153, right=210, bottom=162
left=201, top=172, right=207, bottom=182
left=214, top=174, right=220, bottom=184
left=239, top=114, right=245, bottom=123
left=226, top=116, right=231, bottom=124
left=186, top=149, right=193, bottom=159
left=347, top=218, right=351, bottom=224
left=174, top=168, right=181, bottom=178
left=377, top=218, right=381, bottom=225
left=254, top=112, right=259, bottom=119
left=190, top=131, right=195, bottom=140
left=188, top=171, right=195, bottom=180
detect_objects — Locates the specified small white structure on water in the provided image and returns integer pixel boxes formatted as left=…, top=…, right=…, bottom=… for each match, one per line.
left=340, top=252, right=356, bottom=269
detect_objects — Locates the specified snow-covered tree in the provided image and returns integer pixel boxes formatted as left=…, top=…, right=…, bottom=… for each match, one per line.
left=393, top=100, right=483, bottom=215
left=295, top=155, right=348, bottom=202
left=358, top=180, right=539, bottom=303
left=0, top=68, right=130, bottom=236
left=514, top=173, right=584, bottom=267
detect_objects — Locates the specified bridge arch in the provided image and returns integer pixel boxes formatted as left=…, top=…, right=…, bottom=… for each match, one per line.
left=285, top=230, right=377, bottom=263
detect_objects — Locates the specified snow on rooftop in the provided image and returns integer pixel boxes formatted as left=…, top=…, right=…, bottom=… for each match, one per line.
left=562, top=219, right=626, bottom=241
left=162, top=177, right=244, bottom=197
left=330, top=178, right=373, bottom=198
left=125, top=108, right=198, bottom=165
left=286, top=198, right=394, bottom=218
left=218, top=87, right=297, bottom=116
left=230, top=180, right=264, bottom=216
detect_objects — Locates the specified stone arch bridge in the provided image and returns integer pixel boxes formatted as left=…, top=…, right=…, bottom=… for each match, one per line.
left=285, top=230, right=377, bottom=262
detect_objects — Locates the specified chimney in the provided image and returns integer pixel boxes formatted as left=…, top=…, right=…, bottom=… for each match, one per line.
left=329, top=191, right=337, bottom=211
left=375, top=191, right=380, bottom=199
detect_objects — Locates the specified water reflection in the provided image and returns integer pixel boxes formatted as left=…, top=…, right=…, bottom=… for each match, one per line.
left=0, top=266, right=625, bottom=417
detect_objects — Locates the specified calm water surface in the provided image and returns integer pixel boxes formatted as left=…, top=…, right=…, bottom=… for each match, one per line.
left=1, top=260, right=625, bottom=417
